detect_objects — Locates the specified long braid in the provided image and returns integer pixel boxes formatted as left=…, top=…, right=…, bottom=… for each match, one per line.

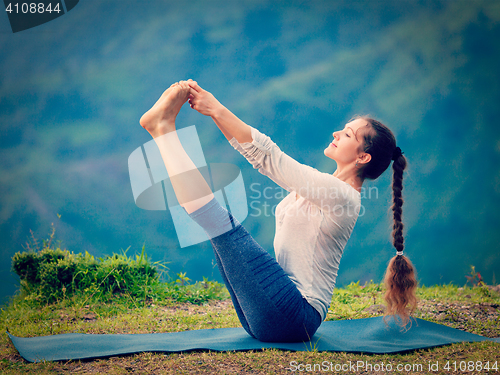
left=384, top=153, right=417, bottom=327
left=391, top=155, right=406, bottom=252
left=356, top=116, right=418, bottom=327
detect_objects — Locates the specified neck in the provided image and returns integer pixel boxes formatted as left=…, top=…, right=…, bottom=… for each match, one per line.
left=333, top=165, right=364, bottom=192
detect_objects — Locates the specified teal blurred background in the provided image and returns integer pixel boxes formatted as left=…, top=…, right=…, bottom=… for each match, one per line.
left=1, top=0, right=499, bottom=304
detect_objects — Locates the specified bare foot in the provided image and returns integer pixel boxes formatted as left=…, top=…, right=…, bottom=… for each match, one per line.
left=140, top=82, right=191, bottom=138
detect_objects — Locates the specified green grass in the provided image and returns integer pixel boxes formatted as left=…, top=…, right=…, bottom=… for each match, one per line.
left=1, top=280, right=499, bottom=374
left=10, top=238, right=229, bottom=308
left=3, top=241, right=500, bottom=373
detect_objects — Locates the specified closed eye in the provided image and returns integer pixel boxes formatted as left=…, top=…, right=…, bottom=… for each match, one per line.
left=345, top=126, right=357, bottom=140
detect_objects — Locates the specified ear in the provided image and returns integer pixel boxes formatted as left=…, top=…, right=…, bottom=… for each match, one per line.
left=358, top=152, right=371, bottom=165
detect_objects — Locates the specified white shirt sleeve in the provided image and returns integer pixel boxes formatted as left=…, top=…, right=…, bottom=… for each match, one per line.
left=229, top=126, right=359, bottom=208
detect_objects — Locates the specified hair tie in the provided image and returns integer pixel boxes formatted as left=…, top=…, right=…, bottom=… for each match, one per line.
left=392, top=146, right=403, bottom=161
left=396, top=250, right=403, bottom=256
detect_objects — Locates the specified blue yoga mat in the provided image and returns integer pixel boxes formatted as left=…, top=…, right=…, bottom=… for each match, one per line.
left=8, top=317, right=500, bottom=363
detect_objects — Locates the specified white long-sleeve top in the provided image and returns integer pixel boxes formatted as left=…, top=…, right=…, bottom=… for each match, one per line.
left=229, top=126, right=361, bottom=320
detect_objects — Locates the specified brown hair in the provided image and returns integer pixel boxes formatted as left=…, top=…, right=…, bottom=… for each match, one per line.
left=356, top=116, right=418, bottom=326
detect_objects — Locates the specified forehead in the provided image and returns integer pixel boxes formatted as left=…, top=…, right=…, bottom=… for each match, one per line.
left=345, top=118, right=369, bottom=131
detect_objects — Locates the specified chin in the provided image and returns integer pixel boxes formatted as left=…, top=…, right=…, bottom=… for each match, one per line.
left=323, top=148, right=335, bottom=160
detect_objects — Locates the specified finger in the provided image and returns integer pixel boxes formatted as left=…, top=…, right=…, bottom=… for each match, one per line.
left=187, top=80, right=202, bottom=93
left=189, top=87, right=199, bottom=96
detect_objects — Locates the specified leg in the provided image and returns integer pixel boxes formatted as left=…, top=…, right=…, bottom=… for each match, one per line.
left=211, top=246, right=254, bottom=336
left=188, top=198, right=322, bottom=342
left=140, top=81, right=214, bottom=214
left=140, top=82, right=254, bottom=330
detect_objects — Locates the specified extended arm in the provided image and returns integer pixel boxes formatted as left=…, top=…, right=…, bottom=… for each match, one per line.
left=187, top=81, right=358, bottom=208
left=188, top=80, right=252, bottom=143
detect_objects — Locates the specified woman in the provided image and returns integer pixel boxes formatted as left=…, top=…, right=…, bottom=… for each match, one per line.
left=139, top=80, right=417, bottom=343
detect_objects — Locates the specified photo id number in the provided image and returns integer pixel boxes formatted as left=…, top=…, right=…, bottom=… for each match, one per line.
left=5, top=2, right=62, bottom=14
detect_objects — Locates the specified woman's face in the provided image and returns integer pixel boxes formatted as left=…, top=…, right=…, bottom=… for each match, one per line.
left=324, top=118, right=369, bottom=165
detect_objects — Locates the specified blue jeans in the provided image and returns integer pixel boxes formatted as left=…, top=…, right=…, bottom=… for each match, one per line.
left=188, top=198, right=322, bottom=342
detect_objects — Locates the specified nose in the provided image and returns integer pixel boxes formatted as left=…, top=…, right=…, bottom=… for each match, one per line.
left=332, top=131, right=339, bottom=140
